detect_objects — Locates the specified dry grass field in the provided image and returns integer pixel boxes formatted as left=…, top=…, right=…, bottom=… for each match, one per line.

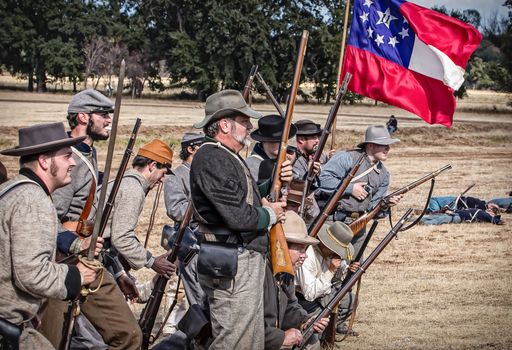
left=0, top=88, right=511, bottom=349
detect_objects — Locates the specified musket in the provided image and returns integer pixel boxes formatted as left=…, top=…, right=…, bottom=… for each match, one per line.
left=308, top=152, right=366, bottom=237
left=144, top=182, right=163, bottom=248
left=445, top=183, right=475, bottom=211
left=242, top=65, right=258, bottom=102
left=350, top=165, right=452, bottom=236
left=295, top=208, right=414, bottom=350
left=255, top=72, right=285, bottom=117
left=60, top=60, right=128, bottom=350
left=298, top=73, right=352, bottom=218
left=139, top=201, right=194, bottom=350
left=269, top=30, right=308, bottom=279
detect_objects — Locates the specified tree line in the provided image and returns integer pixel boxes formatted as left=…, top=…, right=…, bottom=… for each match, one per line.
left=0, top=0, right=510, bottom=102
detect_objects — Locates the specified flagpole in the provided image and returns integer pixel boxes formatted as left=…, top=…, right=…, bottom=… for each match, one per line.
left=331, top=0, right=352, bottom=150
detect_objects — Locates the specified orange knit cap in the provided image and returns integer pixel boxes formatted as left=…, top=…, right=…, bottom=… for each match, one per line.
left=137, top=139, right=173, bottom=167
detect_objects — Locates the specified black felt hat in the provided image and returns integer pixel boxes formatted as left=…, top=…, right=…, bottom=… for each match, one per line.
left=250, top=114, right=297, bottom=142
left=295, top=119, right=322, bottom=136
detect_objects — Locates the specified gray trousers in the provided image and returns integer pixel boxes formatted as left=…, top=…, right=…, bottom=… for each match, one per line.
left=19, top=327, right=55, bottom=350
left=198, top=249, right=265, bottom=350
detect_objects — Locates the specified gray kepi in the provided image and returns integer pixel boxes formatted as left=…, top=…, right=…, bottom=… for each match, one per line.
left=357, top=125, right=400, bottom=149
left=317, top=221, right=355, bottom=260
left=67, top=89, right=114, bottom=114
left=1, top=122, right=86, bottom=157
left=194, top=89, right=262, bottom=129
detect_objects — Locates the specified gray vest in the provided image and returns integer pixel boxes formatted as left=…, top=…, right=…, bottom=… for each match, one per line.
left=338, top=150, right=387, bottom=213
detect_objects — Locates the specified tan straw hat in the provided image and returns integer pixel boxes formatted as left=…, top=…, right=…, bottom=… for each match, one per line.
left=281, top=211, right=319, bottom=246
left=317, top=222, right=355, bottom=260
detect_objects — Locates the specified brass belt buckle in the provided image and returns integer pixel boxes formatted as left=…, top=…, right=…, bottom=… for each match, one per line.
left=350, top=212, right=360, bottom=219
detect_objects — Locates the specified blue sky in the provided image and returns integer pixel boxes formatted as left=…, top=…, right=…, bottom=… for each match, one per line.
left=410, top=0, right=509, bottom=22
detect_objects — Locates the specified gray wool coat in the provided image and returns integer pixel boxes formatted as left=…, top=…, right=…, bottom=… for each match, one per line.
left=0, top=175, right=81, bottom=325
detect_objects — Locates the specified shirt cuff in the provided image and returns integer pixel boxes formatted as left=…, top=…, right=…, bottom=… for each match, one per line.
left=145, top=254, right=155, bottom=268
left=69, top=238, right=83, bottom=254
left=57, top=231, right=79, bottom=254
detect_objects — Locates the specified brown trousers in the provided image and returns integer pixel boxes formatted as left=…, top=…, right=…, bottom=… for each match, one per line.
left=39, top=268, right=142, bottom=350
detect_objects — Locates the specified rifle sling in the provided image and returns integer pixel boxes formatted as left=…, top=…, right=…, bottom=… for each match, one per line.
left=64, top=147, right=98, bottom=236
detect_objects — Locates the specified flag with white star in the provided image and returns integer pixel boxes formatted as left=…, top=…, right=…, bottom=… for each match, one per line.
left=342, top=0, right=482, bottom=127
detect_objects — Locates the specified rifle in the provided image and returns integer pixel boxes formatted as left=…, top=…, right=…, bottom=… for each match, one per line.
left=298, top=73, right=352, bottom=218
left=269, top=30, right=308, bottom=279
left=444, top=183, right=475, bottom=211
left=295, top=208, right=414, bottom=350
left=255, top=72, right=285, bottom=117
left=308, top=152, right=366, bottom=237
left=349, top=165, right=452, bottom=235
left=139, top=201, right=194, bottom=350
left=242, top=65, right=258, bottom=102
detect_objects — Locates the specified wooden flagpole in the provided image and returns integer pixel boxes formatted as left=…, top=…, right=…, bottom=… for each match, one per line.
left=331, top=0, right=352, bottom=150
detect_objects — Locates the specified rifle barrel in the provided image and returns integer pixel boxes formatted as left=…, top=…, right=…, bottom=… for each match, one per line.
left=87, top=59, right=126, bottom=261
left=386, top=164, right=452, bottom=200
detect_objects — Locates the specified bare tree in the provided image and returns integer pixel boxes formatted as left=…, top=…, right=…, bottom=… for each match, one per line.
left=83, top=35, right=109, bottom=89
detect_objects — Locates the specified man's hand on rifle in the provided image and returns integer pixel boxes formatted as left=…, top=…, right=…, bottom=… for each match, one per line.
left=328, top=256, right=342, bottom=273
left=151, top=252, right=177, bottom=279
left=262, top=197, right=287, bottom=223
left=387, top=194, right=403, bottom=207
left=282, top=328, right=303, bottom=347
left=352, top=182, right=369, bottom=201
left=328, top=149, right=336, bottom=159
left=279, top=159, right=293, bottom=184
left=79, top=236, right=104, bottom=257
left=312, top=316, right=330, bottom=333
left=349, top=261, right=361, bottom=273
left=309, top=160, right=321, bottom=177
left=77, top=262, right=97, bottom=285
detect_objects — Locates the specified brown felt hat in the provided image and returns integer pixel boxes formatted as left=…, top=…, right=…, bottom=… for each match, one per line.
left=194, top=90, right=262, bottom=129
left=137, top=140, right=173, bottom=173
left=295, top=119, right=322, bottom=136
left=1, top=122, right=86, bottom=157
left=317, top=221, right=355, bottom=260
left=282, top=211, right=320, bottom=246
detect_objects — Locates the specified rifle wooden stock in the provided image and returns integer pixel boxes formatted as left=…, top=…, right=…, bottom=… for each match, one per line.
left=349, top=164, right=452, bottom=236
left=269, top=30, right=309, bottom=278
left=139, top=201, right=194, bottom=350
left=295, top=209, right=413, bottom=349
left=298, top=73, right=352, bottom=217
left=242, top=65, right=258, bottom=102
left=308, top=152, right=366, bottom=237
left=255, top=72, right=285, bottom=117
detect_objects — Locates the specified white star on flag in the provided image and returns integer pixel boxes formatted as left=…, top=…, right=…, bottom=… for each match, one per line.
left=367, top=26, right=374, bottom=38
left=363, top=0, right=373, bottom=8
left=376, top=8, right=398, bottom=29
left=375, top=34, right=384, bottom=46
left=399, top=27, right=409, bottom=39
left=388, top=36, right=399, bottom=47
left=360, top=11, right=369, bottom=23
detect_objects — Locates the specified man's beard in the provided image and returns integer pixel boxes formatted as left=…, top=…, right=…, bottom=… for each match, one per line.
left=87, top=118, right=109, bottom=141
left=230, top=122, right=251, bottom=148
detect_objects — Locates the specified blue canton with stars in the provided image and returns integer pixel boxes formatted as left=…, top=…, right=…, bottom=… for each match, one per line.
left=348, top=0, right=415, bottom=68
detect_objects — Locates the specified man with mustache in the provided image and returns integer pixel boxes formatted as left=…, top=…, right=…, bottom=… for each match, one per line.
left=40, top=89, right=142, bottom=349
left=0, top=122, right=97, bottom=349
left=190, top=90, right=292, bottom=349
